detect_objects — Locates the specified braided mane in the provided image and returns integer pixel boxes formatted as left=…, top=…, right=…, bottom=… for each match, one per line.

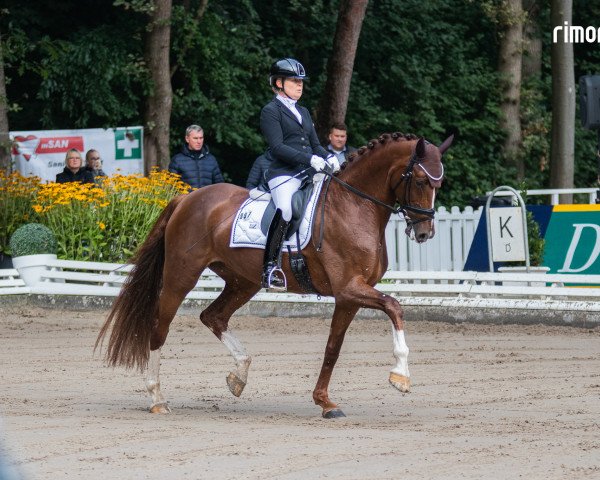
left=343, top=132, right=418, bottom=168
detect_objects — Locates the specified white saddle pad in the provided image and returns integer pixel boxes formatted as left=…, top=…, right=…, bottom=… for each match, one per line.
left=230, top=179, right=324, bottom=251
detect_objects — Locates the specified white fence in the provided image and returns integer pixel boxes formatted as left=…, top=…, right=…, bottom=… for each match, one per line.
left=2, top=258, right=600, bottom=316
left=385, top=206, right=481, bottom=271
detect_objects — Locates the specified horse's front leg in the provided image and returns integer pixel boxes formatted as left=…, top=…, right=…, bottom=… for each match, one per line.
left=313, top=304, right=359, bottom=418
left=389, top=324, right=410, bottom=393
left=342, top=279, right=411, bottom=393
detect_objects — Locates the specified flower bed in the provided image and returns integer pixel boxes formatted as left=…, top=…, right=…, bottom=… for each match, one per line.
left=1, top=169, right=188, bottom=263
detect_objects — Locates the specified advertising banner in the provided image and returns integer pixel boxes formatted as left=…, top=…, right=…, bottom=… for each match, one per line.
left=543, top=205, right=600, bottom=275
left=10, top=127, right=144, bottom=182
left=465, top=204, right=600, bottom=276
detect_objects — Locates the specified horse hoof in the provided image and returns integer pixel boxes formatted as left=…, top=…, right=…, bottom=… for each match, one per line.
left=322, top=408, right=346, bottom=419
left=389, top=372, right=411, bottom=393
left=226, top=372, right=246, bottom=397
left=149, top=402, right=171, bottom=414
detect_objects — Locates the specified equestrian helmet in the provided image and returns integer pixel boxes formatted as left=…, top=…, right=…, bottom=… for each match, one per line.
left=269, top=58, right=308, bottom=88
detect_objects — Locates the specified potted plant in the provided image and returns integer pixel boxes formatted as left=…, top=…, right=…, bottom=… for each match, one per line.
left=9, top=223, right=58, bottom=286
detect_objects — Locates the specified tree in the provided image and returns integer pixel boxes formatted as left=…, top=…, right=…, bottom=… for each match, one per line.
left=316, top=0, right=368, bottom=142
left=497, top=0, right=525, bottom=179
left=143, top=0, right=173, bottom=173
left=522, top=0, right=542, bottom=79
left=0, top=31, right=10, bottom=171
left=550, top=0, right=575, bottom=202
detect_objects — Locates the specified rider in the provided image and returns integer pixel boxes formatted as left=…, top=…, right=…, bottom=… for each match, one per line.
left=260, top=57, right=340, bottom=290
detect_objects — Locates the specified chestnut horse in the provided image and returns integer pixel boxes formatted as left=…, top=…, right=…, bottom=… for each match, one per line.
left=96, top=132, right=453, bottom=418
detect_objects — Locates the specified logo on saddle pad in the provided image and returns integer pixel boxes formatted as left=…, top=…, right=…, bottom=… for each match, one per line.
left=230, top=180, right=324, bottom=250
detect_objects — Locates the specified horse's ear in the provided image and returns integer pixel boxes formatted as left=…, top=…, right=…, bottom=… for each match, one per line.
left=416, top=137, right=426, bottom=159
left=438, top=134, right=454, bottom=155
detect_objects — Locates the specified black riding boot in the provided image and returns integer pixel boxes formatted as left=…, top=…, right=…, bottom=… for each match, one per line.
left=262, top=209, right=290, bottom=291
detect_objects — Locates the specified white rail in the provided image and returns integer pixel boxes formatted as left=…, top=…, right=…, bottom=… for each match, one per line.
left=2, top=259, right=600, bottom=313
left=488, top=187, right=598, bottom=205
left=386, top=206, right=480, bottom=271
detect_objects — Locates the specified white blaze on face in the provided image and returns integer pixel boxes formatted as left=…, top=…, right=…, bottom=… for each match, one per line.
left=390, top=329, right=410, bottom=378
left=431, top=188, right=436, bottom=210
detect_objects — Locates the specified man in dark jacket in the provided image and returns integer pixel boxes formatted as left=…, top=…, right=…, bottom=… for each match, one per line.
left=168, top=125, right=224, bottom=189
left=245, top=154, right=271, bottom=189
left=56, top=148, right=94, bottom=184
left=325, top=123, right=356, bottom=165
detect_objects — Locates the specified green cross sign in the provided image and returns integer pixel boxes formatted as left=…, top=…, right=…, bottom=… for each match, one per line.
left=114, top=128, right=142, bottom=160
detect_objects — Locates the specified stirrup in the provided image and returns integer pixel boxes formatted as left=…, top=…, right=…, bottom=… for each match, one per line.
left=263, top=266, right=287, bottom=292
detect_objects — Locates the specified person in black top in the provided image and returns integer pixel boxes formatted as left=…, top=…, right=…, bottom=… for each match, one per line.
left=84, top=149, right=107, bottom=183
left=246, top=154, right=271, bottom=190
left=56, top=149, right=94, bottom=184
left=259, top=57, right=339, bottom=290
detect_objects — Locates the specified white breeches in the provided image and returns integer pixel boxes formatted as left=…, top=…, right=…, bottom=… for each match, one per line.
left=268, top=176, right=302, bottom=222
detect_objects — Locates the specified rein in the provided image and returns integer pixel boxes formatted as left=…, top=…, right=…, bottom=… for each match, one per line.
left=323, top=151, right=438, bottom=221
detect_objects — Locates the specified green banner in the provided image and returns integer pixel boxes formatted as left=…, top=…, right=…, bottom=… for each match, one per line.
left=543, top=205, right=600, bottom=275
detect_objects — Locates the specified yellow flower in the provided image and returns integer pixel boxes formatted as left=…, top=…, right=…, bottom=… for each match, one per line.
left=97, top=222, right=106, bottom=230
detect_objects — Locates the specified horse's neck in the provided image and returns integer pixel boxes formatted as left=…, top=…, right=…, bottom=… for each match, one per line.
left=337, top=142, right=412, bottom=207
left=326, top=145, right=410, bottom=232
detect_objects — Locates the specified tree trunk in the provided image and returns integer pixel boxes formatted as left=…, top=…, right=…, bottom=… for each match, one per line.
left=316, top=0, right=368, bottom=143
left=0, top=32, right=11, bottom=172
left=498, top=0, right=524, bottom=180
left=143, top=0, right=173, bottom=174
left=522, top=0, right=542, bottom=79
left=550, top=0, right=575, bottom=203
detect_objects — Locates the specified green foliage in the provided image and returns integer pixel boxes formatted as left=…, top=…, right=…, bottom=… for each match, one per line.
left=9, top=223, right=57, bottom=257
left=518, top=187, right=545, bottom=266
left=0, top=171, right=39, bottom=255
left=3, top=0, right=599, bottom=204
left=37, top=26, right=148, bottom=128
left=169, top=1, right=272, bottom=183
left=526, top=210, right=545, bottom=267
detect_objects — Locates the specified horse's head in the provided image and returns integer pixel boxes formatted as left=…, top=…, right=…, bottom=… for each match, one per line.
left=392, top=135, right=453, bottom=243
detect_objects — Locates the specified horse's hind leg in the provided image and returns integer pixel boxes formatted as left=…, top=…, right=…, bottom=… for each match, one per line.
left=146, top=347, right=169, bottom=413
left=200, top=274, right=260, bottom=397
left=146, top=267, right=202, bottom=413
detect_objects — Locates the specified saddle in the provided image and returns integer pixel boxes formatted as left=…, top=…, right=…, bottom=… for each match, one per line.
left=241, top=176, right=321, bottom=294
left=258, top=177, right=315, bottom=240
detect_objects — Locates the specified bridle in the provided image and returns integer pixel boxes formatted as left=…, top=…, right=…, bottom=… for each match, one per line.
left=392, top=149, right=444, bottom=236
left=324, top=147, right=443, bottom=235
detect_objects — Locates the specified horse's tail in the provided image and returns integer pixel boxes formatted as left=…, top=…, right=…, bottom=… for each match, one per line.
left=95, top=195, right=184, bottom=371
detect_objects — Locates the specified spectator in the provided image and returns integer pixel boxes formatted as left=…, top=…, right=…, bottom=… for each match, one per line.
left=325, top=123, right=356, bottom=165
left=168, top=125, right=224, bottom=190
left=246, top=154, right=271, bottom=189
left=84, top=149, right=107, bottom=182
left=56, top=149, right=94, bottom=184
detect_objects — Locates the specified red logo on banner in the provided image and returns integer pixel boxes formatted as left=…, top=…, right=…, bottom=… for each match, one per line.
left=35, top=136, right=84, bottom=154
left=12, top=135, right=40, bottom=161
